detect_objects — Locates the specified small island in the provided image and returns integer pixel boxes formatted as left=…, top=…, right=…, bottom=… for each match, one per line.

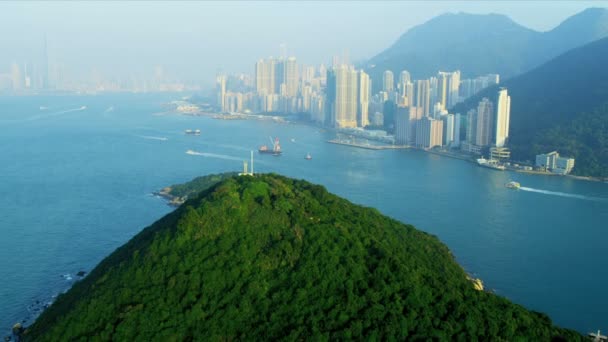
left=25, top=173, right=582, bottom=340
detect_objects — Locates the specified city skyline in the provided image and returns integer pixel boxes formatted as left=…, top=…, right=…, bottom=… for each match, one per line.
left=0, top=1, right=605, bottom=86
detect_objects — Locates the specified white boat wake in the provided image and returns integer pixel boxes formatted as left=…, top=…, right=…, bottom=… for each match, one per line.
left=136, top=135, right=168, bottom=141
left=27, top=106, right=87, bottom=121
left=185, top=150, right=242, bottom=161
left=519, top=187, right=606, bottom=202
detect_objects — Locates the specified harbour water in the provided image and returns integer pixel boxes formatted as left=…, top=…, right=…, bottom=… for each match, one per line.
left=1, top=93, right=607, bottom=334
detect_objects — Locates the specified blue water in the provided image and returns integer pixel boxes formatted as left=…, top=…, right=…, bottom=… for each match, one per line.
left=1, top=94, right=607, bottom=335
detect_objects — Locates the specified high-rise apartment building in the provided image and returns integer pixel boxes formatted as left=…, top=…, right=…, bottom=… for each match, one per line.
left=216, top=74, right=227, bottom=112
left=416, top=116, right=443, bottom=149
left=255, top=58, right=276, bottom=95
left=327, top=65, right=358, bottom=128
left=283, top=57, right=298, bottom=97
left=383, top=70, right=394, bottom=93
left=358, top=70, right=371, bottom=127
left=494, top=88, right=511, bottom=147
left=414, top=79, right=430, bottom=117
left=475, top=98, right=494, bottom=147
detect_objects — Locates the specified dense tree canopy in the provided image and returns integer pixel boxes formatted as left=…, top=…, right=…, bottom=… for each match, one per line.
left=26, top=174, right=582, bottom=340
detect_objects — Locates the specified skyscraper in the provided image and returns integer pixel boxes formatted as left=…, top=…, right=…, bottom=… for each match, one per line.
left=332, top=65, right=358, bottom=128
left=255, top=58, right=276, bottom=95
left=382, top=70, right=394, bottom=93
left=442, top=114, right=455, bottom=146
left=416, top=116, right=443, bottom=149
left=358, top=70, right=371, bottom=127
left=475, top=98, right=494, bottom=147
left=283, top=57, right=298, bottom=97
left=216, top=74, right=227, bottom=112
left=494, top=88, right=511, bottom=147
left=436, top=71, right=460, bottom=110
left=414, top=79, right=430, bottom=117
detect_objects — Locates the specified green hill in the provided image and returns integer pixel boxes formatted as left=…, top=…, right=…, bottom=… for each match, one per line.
left=452, top=36, right=608, bottom=177
left=26, top=174, right=582, bottom=340
left=366, top=8, right=608, bottom=91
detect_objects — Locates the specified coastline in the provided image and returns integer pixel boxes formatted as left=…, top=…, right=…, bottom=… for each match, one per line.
left=173, top=104, right=606, bottom=183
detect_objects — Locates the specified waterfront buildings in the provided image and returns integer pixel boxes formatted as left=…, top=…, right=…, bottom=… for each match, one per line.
left=416, top=116, right=443, bottom=149
left=536, top=151, right=575, bottom=174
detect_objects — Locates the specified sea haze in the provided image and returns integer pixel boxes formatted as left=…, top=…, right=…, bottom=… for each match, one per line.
left=0, top=94, right=607, bottom=334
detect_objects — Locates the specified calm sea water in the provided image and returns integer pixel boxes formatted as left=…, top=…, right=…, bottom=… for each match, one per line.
left=1, top=94, right=607, bottom=334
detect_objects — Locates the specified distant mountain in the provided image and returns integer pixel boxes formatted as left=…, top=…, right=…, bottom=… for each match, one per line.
left=365, top=8, right=608, bottom=90
left=25, top=174, right=581, bottom=340
left=452, top=37, right=608, bottom=177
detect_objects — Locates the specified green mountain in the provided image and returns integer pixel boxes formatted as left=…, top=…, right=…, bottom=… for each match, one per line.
left=26, top=174, right=582, bottom=340
left=366, top=8, right=608, bottom=91
left=452, top=37, right=608, bottom=177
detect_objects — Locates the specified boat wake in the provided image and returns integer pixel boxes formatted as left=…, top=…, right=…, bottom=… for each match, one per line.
left=136, top=135, right=168, bottom=141
left=27, top=106, right=87, bottom=121
left=185, top=150, right=242, bottom=161
left=519, top=187, right=606, bottom=202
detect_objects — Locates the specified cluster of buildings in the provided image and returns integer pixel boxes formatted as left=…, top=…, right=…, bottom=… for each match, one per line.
left=0, top=62, right=198, bottom=94
left=535, top=151, right=575, bottom=175
left=215, top=55, right=504, bottom=151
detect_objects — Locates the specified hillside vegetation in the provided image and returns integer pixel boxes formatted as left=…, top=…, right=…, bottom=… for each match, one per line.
left=26, top=174, right=582, bottom=340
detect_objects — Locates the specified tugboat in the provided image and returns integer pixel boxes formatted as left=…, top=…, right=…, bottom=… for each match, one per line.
left=259, top=137, right=282, bottom=155
left=305, top=153, right=312, bottom=160
left=505, top=181, right=521, bottom=189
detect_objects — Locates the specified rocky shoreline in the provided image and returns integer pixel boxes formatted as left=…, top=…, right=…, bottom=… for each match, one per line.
left=153, top=187, right=186, bottom=207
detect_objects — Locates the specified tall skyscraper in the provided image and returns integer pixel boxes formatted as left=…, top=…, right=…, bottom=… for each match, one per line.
left=494, top=88, right=511, bottom=147
left=255, top=58, right=276, bottom=95
left=382, top=70, right=394, bottom=93
left=358, top=70, right=371, bottom=127
left=414, top=80, right=430, bottom=117
left=216, top=74, right=227, bottom=112
left=475, top=98, right=494, bottom=147
left=283, top=57, right=298, bottom=97
left=331, top=65, right=358, bottom=128
left=453, top=113, right=461, bottom=147
left=442, top=114, right=455, bottom=146
left=466, top=109, right=477, bottom=145
left=436, top=71, right=460, bottom=110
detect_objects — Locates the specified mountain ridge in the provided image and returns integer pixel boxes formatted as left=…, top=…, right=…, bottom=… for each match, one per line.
left=365, top=7, right=608, bottom=90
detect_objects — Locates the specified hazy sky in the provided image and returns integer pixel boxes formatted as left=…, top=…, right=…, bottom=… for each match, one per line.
left=1, top=1, right=606, bottom=86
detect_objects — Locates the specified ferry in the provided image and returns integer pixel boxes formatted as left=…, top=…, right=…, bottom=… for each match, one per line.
left=505, top=181, right=521, bottom=189
left=185, top=129, right=201, bottom=135
left=259, top=137, right=282, bottom=155
left=476, top=157, right=506, bottom=171
left=305, top=153, right=312, bottom=160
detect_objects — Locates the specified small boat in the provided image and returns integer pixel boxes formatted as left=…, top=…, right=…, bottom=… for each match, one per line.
left=290, top=138, right=296, bottom=143
left=305, top=153, right=312, bottom=160
left=505, top=181, right=521, bottom=189
left=185, top=129, right=201, bottom=135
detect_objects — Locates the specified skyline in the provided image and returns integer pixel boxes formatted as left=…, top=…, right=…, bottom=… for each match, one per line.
left=0, top=1, right=606, bottom=86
